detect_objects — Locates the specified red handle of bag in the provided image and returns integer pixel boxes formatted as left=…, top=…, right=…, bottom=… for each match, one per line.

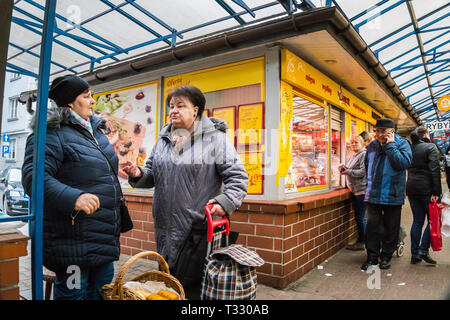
left=205, top=204, right=230, bottom=243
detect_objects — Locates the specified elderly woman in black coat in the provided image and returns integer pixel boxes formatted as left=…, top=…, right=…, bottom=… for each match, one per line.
left=22, top=75, right=122, bottom=300
left=406, top=127, right=441, bottom=265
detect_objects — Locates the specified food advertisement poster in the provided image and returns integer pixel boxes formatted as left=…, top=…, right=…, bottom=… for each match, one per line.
left=239, top=152, right=263, bottom=195
left=93, top=81, right=158, bottom=186
left=237, top=103, right=264, bottom=145
left=212, top=106, right=236, bottom=145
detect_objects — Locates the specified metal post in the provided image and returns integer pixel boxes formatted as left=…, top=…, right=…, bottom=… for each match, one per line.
left=30, top=0, right=56, bottom=300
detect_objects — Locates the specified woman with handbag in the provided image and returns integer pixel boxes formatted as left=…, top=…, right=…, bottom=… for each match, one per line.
left=22, top=75, right=123, bottom=300
left=339, top=135, right=367, bottom=251
left=407, top=127, right=442, bottom=264
left=123, top=85, right=248, bottom=299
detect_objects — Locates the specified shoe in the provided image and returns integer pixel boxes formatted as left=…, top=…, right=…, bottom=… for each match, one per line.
left=410, top=254, right=422, bottom=264
left=346, top=242, right=365, bottom=251
left=420, top=253, right=437, bottom=265
left=379, top=259, right=391, bottom=269
left=361, top=259, right=378, bottom=271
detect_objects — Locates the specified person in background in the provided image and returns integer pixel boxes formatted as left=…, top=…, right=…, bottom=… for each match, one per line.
left=361, top=118, right=412, bottom=271
left=22, top=75, right=122, bottom=300
left=123, top=85, right=248, bottom=299
left=359, top=131, right=374, bottom=148
left=445, top=143, right=450, bottom=190
left=407, top=127, right=441, bottom=265
left=339, top=135, right=367, bottom=251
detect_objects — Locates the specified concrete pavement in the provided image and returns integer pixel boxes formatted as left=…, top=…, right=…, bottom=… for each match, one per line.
left=17, top=184, right=450, bottom=300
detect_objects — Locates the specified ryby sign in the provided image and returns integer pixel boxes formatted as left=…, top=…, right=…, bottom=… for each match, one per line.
left=425, top=120, right=450, bottom=133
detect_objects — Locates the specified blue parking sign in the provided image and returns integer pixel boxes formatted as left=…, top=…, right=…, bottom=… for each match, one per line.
left=2, top=134, right=10, bottom=143
left=2, top=145, right=9, bottom=154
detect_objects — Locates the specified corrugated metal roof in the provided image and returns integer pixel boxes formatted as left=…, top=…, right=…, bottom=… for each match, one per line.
left=6, top=0, right=450, bottom=122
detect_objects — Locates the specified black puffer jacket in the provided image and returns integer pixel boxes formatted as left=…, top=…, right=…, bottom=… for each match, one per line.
left=406, top=138, right=442, bottom=197
left=22, top=107, right=122, bottom=272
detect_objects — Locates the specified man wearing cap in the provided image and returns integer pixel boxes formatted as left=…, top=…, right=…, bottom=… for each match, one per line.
left=361, top=118, right=412, bottom=270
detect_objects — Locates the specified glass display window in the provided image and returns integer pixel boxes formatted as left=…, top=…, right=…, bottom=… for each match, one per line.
left=285, top=92, right=329, bottom=193
left=330, top=107, right=344, bottom=188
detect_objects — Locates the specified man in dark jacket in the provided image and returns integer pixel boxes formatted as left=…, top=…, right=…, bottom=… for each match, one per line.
left=22, top=75, right=122, bottom=300
left=361, top=118, right=412, bottom=270
left=407, top=127, right=441, bottom=265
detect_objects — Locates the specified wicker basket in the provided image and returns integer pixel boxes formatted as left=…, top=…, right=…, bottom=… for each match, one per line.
left=102, top=251, right=185, bottom=300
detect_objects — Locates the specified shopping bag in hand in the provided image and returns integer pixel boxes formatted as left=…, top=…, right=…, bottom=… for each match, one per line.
left=429, top=200, right=444, bottom=251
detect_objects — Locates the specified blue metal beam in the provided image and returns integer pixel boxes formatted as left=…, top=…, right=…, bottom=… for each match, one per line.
left=216, top=0, right=246, bottom=25
left=24, top=0, right=123, bottom=51
left=383, top=30, right=449, bottom=67
left=100, top=0, right=172, bottom=46
left=31, top=0, right=57, bottom=301
left=389, top=41, right=450, bottom=74
left=350, top=0, right=389, bottom=22
left=123, top=0, right=183, bottom=40
left=6, top=62, right=38, bottom=78
left=374, top=11, right=450, bottom=54
left=368, top=2, right=450, bottom=48
left=9, top=42, right=76, bottom=73
left=354, top=0, right=408, bottom=32
left=398, top=61, right=449, bottom=89
left=11, top=7, right=103, bottom=61
left=231, top=0, right=256, bottom=17
left=413, top=86, right=450, bottom=110
left=392, top=59, right=450, bottom=72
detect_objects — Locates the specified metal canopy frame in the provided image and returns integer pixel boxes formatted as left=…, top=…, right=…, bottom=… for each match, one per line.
left=322, top=0, right=450, bottom=122
left=2, top=0, right=449, bottom=301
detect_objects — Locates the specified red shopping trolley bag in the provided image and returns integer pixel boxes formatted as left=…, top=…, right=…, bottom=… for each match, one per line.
left=429, top=200, right=443, bottom=252
left=200, top=205, right=264, bottom=300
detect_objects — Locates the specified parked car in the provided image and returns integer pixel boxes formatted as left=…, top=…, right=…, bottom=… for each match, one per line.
left=0, top=167, right=28, bottom=217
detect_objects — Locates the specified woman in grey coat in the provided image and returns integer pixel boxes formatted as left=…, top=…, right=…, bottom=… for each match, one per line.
left=339, top=135, right=367, bottom=250
left=123, top=85, right=248, bottom=298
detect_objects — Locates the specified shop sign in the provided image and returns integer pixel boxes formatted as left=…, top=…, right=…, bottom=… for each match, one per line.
left=281, top=49, right=377, bottom=124
left=437, top=95, right=450, bottom=112
left=425, top=120, right=450, bottom=133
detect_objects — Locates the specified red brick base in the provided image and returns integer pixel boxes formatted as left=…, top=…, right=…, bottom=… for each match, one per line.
left=122, top=189, right=357, bottom=289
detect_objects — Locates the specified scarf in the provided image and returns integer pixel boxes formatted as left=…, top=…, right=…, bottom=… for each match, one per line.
left=170, top=120, right=200, bottom=151
left=70, top=109, right=93, bottom=136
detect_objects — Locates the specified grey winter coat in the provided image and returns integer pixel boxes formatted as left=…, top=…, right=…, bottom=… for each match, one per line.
left=345, top=147, right=367, bottom=196
left=129, top=114, right=248, bottom=267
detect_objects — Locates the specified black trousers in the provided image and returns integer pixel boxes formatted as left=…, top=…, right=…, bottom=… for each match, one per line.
left=366, top=203, right=402, bottom=261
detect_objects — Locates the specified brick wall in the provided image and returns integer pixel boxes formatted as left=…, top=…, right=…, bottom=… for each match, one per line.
left=122, top=189, right=357, bottom=289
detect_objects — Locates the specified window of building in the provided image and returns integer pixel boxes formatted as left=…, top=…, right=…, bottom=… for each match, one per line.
left=285, top=93, right=329, bottom=193
left=5, top=139, right=16, bottom=160
left=8, top=97, right=19, bottom=120
left=10, top=73, right=21, bottom=81
left=330, top=107, right=345, bottom=188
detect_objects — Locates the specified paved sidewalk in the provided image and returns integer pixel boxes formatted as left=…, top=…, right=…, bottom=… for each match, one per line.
left=17, top=184, right=450, bottom=300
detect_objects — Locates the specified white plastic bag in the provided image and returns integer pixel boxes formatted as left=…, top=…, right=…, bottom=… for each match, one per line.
left=441, top=206, right=450, bottom=238
left=441, top=192, right=450, bottom=205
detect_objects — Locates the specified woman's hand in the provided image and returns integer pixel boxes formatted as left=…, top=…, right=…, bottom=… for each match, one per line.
left=123, top=160, right=142, bottom=178
left=207, top=199, right=227, bottom=217
left=75, top=193, right=100, bottom=215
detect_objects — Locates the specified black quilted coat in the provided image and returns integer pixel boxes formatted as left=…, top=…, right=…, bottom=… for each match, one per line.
left=22, top=107, right=121, bottom=272
left=129, top=115, right=248, bottom=267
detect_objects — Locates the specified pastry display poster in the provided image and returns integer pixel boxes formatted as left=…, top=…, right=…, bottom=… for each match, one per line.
left=93, top=81, right=159, bottom=186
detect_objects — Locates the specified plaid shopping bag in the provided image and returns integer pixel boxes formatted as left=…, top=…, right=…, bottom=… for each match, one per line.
left=201, top=244, right=264, bottom=300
